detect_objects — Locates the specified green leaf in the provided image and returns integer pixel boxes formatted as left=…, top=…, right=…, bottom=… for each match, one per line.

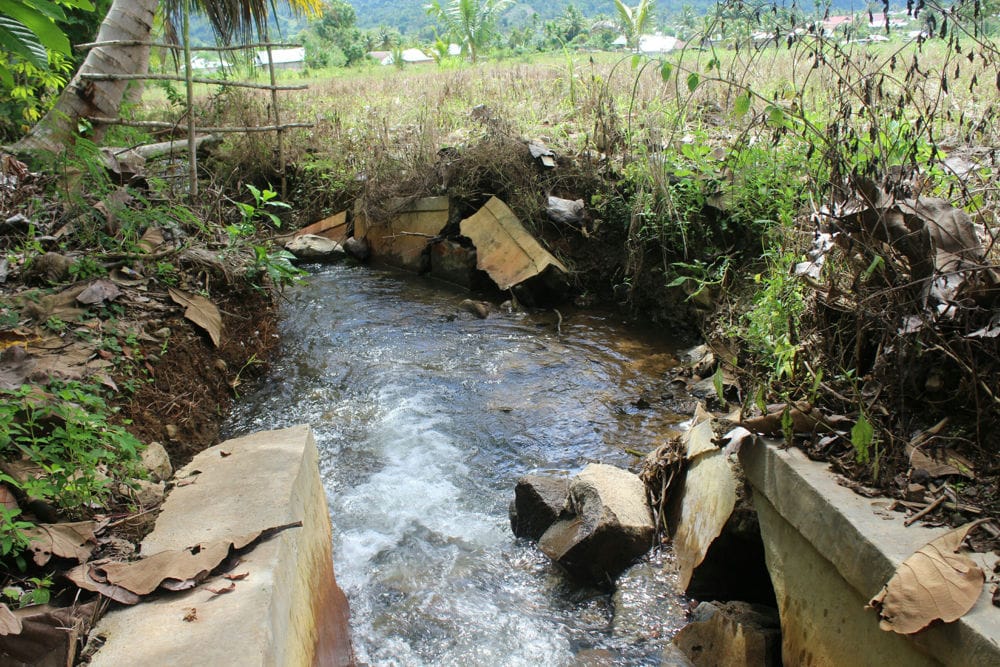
left=660, top=60, right=672, bottom=82
left=734, top=92, right=751, bottom=117
left=0, top=15, right=49, bottom=69
left=767, top=105, right=785, bottom=126
left=712, top=367, right=725, bottom=402
left=0, top=1, right=71, bottom=55
left=851, top=412, right=875, bottom=463
left=687, top=71, right=700, bottom=92
left=631, top=53, right=641, bottom=70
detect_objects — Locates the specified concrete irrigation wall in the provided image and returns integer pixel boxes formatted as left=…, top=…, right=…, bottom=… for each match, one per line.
left=740, top=441, right=999, bottom=667
left=90, top=425, right=354, bottom=666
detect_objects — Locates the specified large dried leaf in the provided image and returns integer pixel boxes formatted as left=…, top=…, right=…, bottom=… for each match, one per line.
left=739, top=402, right=844, bottom=436
left=75, top=279, right=121, bottom=305
left=69, top=522, right=300, bottom=600
left=869, top=521, right=986, bottom=634
left=23, top=522, right=96, bottom=566
left=673, top=405, right=737, bottom=590
left=99, top=539, right=235, bottom=596
left=907, top=445, right=975, bottom=479
left=459, top=197, right=568, bottom=290
left=168, top=288, right=222, bottom=348
left=0, top=604, right=21, bottom=636
left=65, top=562, right=141, bottom=605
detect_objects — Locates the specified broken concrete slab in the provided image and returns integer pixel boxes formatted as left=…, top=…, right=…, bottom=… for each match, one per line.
left=355, top=197, right=448, bottom=272
left=459, top=196, right=568, bottom=291
left=89, top=425, right=354, bottom=666
left=740, top=440, right=1000, bottom=666
left=295, top=211, right=349, bottom=244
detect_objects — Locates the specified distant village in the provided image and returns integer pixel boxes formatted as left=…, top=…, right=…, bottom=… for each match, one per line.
left=185, top=9, right=927, bottom=74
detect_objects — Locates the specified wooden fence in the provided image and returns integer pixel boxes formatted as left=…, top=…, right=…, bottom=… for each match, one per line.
left=75, top=7, right=311, bottom=199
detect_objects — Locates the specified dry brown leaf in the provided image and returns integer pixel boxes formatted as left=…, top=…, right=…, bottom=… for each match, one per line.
left=23, top=521, right=96, bottom=566
left=76, top=279, right=121, bottom=305
left=907, top=445, right=975, bottom=479
left=739, top=402, right=843, bottom=436
left=0, top=485, right=18, bottom=512
left=182, top=607, right=198, bottom=622
left=223, top=572, right=249, bottom=581
left=673, top=404, right=737, bottom=590
left=138, top=227, right=165, bottom=253
left=65, top=562, right=142, bottom=605
left=168, top=288, right=223, bottom=348
left=99, top=540, right=234, bottom=596
left=0, top=603, right=22, bottom=636
left=205, top=582, right=236, bottom=596
left=870, top=521, right=986, bottom=634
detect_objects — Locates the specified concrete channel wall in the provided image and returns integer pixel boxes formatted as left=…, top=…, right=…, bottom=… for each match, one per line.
left=740, top=441, right=999, bottom=667
left=90, top=425, right=354, bottom=666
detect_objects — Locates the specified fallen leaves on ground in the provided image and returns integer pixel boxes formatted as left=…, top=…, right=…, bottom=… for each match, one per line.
left=23, top=521, right=97, bottom=566
left=869, top=521, right=987, bottom=634
left=168, top=288, right=223, bottom=348
left=65, top=521, right=300, bottom=603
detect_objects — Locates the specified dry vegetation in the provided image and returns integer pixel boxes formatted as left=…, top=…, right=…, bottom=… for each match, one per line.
left=137, top=28, right=1000, bottom=525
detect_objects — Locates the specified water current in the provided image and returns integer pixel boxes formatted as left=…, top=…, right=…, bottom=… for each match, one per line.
left=223, top=263, right=691, bottom=666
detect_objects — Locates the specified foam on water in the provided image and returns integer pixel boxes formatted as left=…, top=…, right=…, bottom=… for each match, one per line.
left=224, top=264, right=688, bottom=666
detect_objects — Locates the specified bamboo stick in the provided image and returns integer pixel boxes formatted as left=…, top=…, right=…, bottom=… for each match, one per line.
left=78, top=72, right=308, bottom=91
left=87, top=118, right=313, bottom=133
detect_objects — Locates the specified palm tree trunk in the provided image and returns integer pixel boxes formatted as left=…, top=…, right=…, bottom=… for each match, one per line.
left=14, top=0, right=158, bottom=154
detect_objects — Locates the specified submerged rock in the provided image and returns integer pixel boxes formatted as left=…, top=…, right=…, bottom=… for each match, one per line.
left=537, top=463, right=655, bottom=585
left=673, top=601, right=781, bottom=667
left=343, top=236, right=371, bottom=262
left=509, top=474, right=569, bottom=540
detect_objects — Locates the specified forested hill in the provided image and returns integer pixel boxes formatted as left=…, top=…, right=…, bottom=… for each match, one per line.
left=348, top=0, right=873, bottom=33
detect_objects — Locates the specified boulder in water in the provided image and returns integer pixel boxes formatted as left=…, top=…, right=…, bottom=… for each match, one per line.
left=343, top=236, right=371, bottom=262
left=509, top=474, right=569, bottom=540
left=537, top=463, right=655, bottom=585
left=285, top=234, right=345, bottom=261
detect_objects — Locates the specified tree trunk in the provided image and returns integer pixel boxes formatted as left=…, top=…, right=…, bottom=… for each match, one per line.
left=13, top=0, right=158, bottom=154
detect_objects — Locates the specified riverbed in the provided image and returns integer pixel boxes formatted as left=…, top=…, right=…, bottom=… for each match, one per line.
left=224, top=263, right=690, bottom=665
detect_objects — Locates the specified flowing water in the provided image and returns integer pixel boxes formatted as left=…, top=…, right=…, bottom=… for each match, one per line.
left=224, top=263, right=691, bottom=666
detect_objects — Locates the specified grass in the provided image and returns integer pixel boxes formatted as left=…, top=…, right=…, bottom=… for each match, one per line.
left=130, top=29, right=1000, bottom=485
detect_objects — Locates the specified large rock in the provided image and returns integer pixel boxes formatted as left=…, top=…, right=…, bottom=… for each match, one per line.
left=538, top=463, right=655, bottom=584
left=673, top=601, right=781, bottom=666
left=509, top=474, right=569, bottom=540
left=285, top=234, right=345, bottom=261
left=140, top=441, right=172, bottom=482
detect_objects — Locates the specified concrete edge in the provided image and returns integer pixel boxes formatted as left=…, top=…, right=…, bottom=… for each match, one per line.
left=740, top=439, right=999, bottom=665
left=89, top=425, right=354, bottom=666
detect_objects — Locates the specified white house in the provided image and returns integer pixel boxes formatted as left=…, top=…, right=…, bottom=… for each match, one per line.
left=377, top=48, right=434, bottom=65
left=255, top=47, right=306, bottom=70
left=613, top=34, right=680, bottom=54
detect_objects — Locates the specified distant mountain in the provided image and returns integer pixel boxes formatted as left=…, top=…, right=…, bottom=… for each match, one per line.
left=349, top=1, right=880, bottom=35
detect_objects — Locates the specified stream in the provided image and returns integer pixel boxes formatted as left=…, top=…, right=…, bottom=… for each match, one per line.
left=223, top=263, right=691, bottom=666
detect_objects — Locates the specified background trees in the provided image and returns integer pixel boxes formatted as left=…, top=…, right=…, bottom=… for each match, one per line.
left=425, top=0, right=512, bottom=63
